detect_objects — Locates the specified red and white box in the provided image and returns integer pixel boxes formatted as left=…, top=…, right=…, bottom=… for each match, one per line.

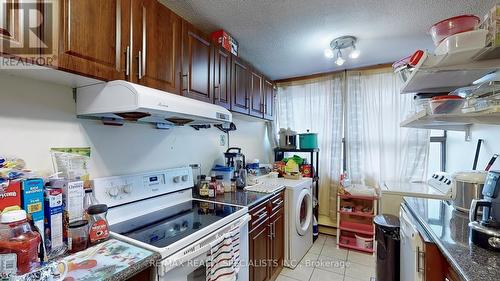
left=211, top=30, right=239, bottom=56
left=0, top=180, right=21, bottom=212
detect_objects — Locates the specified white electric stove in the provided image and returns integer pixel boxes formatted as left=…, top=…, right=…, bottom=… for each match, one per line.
left=93, top=167, right=250, bottom=281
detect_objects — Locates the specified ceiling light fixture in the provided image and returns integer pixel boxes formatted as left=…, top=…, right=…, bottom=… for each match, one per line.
left=324, top=36, right=360, bottom=64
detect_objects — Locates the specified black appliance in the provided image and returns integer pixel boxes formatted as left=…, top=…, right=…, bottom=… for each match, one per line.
left=469, top=170, right=500, bottom=251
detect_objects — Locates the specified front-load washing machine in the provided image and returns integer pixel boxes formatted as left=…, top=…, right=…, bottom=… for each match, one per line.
left=281, top=178, right=313, bottom=268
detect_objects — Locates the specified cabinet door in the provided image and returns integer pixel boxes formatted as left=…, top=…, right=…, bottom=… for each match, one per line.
left=249, top=222, right=270, bottom=281
left=56, top=0, right=128, bottom=80
left=249, top=69, right=264, bottom=117
left=131, top=0, right=181, bottom=94
left=270, top=207, right=285, bottom=280
left=213, top=46, right=231, bottom=109
left=263, top=79, right=274, bottom=121
left=181, top=21, right=213, bottom=102
left=231, top=56, right=250, bottom=114
left=0, top=0, right=44, bottom=60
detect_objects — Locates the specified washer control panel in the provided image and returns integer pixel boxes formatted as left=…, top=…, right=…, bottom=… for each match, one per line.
left=93, top=167, right=193, bottom=207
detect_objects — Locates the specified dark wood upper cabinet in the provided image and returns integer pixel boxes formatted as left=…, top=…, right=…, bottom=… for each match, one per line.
left=249, top=69, right=264, bottom=117
left=131, top=0, right=181, bottom=94
left=263, top=79, right=274, bottom=121
left=231, top=55, right=250, bottom=114
left=55, top=0, right=128, bottom=80
left=213, top=46, right=231, bottom=109
left=181, top=21, right=213, bottom=102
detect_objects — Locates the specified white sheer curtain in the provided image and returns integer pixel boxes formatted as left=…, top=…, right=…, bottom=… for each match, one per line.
left=345, top=69, right=430, bottom=187
left=276, top=74, right=344, bottom=221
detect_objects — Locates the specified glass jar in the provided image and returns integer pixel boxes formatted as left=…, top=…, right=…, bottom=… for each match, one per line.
left=230, top=178, right=237, bottom=192
left=208, top=177, right=216, bottom=198
left=0, top=209, right=41, bottom=275
left=67, top=220, right=89, bottom=253
left=87, top=204, right=110, bottom=245
left=190, top=164, right=201, bottom=187
left=215, top=175, right=225, bottom=195
left=198, top=175, right=209, bottom=197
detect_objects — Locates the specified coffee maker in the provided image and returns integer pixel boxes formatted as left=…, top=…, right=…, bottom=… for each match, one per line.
left=469, top=170, right=500, bottom=251
left=224, top=147, right=246, bottom=188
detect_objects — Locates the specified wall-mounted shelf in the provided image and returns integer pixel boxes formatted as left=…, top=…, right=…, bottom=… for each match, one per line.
left=400, top=108, right=500, bottom=141
left=400, top=47, right=500, bottom=94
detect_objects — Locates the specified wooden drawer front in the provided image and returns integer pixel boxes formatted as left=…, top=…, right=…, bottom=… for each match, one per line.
left=270, top=191, right=285, bottom=214
left=250, top=202, right=269, bottom=231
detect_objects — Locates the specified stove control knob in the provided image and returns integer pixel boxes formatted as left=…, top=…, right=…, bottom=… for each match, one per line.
left=122, top=184, right=132, bottom=194
left=181, top=175, right=189, bottom=182
left=107, top=187, right=119, bottom=197
left=173, top=176, right=181, bottom=183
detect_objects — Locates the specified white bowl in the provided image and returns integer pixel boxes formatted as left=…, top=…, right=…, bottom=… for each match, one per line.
left=434, top=29, right=488, bottom=56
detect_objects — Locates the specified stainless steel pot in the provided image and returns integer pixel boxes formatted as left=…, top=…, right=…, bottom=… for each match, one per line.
left=453, top=171, right=487, bottom=213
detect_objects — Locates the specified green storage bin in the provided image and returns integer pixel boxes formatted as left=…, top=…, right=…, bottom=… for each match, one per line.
left=299, top=131, right=318, bottom=149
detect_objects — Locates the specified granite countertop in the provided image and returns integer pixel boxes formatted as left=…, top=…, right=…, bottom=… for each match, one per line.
left=404, top=197, right=500, bottom=281
left=193, top=187, right=285, bottom=208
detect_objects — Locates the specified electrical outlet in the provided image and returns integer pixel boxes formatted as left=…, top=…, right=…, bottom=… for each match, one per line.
left=220, top=134, right=226, bottom=146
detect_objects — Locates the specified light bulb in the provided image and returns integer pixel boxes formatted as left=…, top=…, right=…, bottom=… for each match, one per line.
left=335, top=56, right=345, bottom=66
left=349, top=49, right=360, bottom=59
left=324, top=48, right=334, bottom=59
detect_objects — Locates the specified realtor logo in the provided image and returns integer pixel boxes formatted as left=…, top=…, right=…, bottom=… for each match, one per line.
left=0, top=0, right=55, bottom=68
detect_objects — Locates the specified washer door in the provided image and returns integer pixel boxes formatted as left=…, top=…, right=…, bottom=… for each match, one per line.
left=295, top=188, right=312, bottom=236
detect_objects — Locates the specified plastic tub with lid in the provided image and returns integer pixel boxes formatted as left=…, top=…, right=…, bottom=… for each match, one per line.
left=0, top=209, right=41, bottom=275
left=434, top=29, right=488, bottom=55
left=430, top=95, right=465, bottom=114
left=430, top=15, right=480, bottom=46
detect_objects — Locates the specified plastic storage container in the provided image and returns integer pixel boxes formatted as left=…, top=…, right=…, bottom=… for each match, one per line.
left=430, top=95, right=465, bottom=114
left=355, top=234, right=374, bottom=249
left=374, top=214, right=400, bottom=281
left=430, top=15, right=480, bottom=46
left=0, top=209, right=41, bottom=275
left=211, top=166, right=234, bottom=185
left=434, top=29, right=488, bottom=55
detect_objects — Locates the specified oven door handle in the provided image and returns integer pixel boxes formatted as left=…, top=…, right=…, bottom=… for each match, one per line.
left=159, top=214, right=250, bottom=276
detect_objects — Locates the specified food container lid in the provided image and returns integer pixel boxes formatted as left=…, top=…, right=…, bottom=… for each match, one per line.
left=84, top=188, right=93, bottom=193
left=430, top=15, right=480, bottom=30
left=431, top=95, right=463, bottom=101
left=215, top=175, right=224, bottom=180
left=453, top=171, right=487, bottom=183
left=68, top=220, right=88, bottom=228
left=87, top=204, right=108, bottom=215
left=1, top=210, right=27, bottom=223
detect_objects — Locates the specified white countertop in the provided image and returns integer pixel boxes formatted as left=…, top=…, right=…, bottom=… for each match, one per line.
left=382, top=181, right=450, bottom=199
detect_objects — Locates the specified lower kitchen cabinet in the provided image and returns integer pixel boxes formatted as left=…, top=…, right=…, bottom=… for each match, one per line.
left=249, top=190, right=285, bottom=281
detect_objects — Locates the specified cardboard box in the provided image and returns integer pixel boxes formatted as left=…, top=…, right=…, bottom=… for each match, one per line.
left=44, top=188, right=64, bottom=253
left=21, top=178, right=45, bottom=241
left=63, top=181, right=84, bottom=223
left=0, top=180, right=21, bottom=212
left=211, top=30, right=239, bottom=56
left=482, top=4, right=500, bottom=47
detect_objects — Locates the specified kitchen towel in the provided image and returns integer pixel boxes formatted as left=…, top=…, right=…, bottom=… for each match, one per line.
left=206, top=226, right=241, bottom=281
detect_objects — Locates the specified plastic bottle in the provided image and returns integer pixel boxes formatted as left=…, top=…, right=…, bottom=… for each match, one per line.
left=215, top=175, right=225, bottom=195
left=83, top=188, right=99, bottom=220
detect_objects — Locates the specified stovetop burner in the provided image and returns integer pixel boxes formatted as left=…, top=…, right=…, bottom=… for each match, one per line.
left=109, top=199, right=242, bottom=249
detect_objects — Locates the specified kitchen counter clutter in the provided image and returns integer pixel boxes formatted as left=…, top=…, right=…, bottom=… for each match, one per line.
left=193, top=186, right=285, bottom=208
left=404, top=197, right=500, bottom=281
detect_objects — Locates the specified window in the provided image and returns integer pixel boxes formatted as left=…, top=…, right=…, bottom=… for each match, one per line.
left=428, top=130, right=447, bottom=172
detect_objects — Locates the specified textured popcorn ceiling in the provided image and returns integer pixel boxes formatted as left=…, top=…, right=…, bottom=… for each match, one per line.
left=160, top=0, right=495, bottom=80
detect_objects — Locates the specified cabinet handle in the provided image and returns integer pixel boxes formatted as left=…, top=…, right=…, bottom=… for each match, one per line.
left=181, top=72, right=190, bottom=93
left=268, top=222, right=274, bottom=239
left=137, top=51, right=143, bottom=79
left=416, top=247, right=425, bottom=273
left=125, top=46, right=130, bottom=76
left=272, top=222, right=276, bottom=239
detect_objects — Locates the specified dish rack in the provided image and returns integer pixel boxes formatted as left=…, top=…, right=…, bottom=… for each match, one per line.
left=336, top=193, right=379, bottom=254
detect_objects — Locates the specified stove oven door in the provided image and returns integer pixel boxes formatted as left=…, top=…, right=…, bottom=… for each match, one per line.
left=157, top=214, right=250, bottom=281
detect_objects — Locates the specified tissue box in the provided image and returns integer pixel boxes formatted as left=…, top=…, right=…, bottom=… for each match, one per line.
left=211, top=30, right=239, bottom=56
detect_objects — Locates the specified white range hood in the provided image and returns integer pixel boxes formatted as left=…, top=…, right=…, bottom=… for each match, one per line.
left=76, top=80, right=232, bottom=128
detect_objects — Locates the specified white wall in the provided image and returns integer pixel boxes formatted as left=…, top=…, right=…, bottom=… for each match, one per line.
left=0, top=74, right=272, bottom=178
left=447, top=125, right=500, bottom=173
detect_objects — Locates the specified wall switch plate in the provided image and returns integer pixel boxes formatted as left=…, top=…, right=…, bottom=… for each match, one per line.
left=220, top=134, right=226, bottom=146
